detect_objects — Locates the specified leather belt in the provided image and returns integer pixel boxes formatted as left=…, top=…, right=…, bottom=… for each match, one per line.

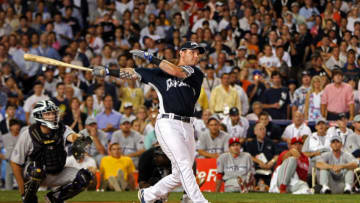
left=159, top=113, right=191, bottom=123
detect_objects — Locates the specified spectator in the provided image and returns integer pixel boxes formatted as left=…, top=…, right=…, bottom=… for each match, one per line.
left=96, top=95, right=122, bottom=138
left=111, top=118, right=145, bottom=168
left=100, top=143, right=135, bottom=191
left=91, top=84, right=105, bottom=114
left=119, top=79, right=144, bottom=113
left=121, top=102, right=136, bottom=121
left=316, top=135, right=358, bottom=194
left=194, top=109, right=212, bottom=135
left=216, top=137, right=255, bottom=192
left=261, top=71, right=291, bottom=120
left=0, top=93, right=25, bottom=122
left=197, top=116, right=230, bottom=158
left=63, top=97, right=87, bottom=133
left=325, top=46, right=344, bottom=70
left=326, top=113, right=353, bottom=146
left=247, top=70, right=267, bottom=105
left=246, top=102, right=272, bottom=121
left=51, top=82, right=69, bottom=114
left=53, top=12, right=73, bottom=47
left=135, top=106, right=148, bottom=135
left=302, top=118, right=330, bottom=176
left=23, top=81, right=49, bottom=124
left=229, top=70, right=249, bottom=115
left=304, top=76, right=324, bottom=121
left=281, top=111, right=312, bottom=144
left=0, top=119, right=21, bottom=190
left=202, top=64, right=220, bottom=100
left=0, top=104, right=23, bottom=135
left=244, top=123, right=278, bottom=185
left=248, top=111, right=282, bottom=142
left=79, top=117, right=107, bottom=165
left=321, top=69, right=354, bottom=121
left=291, top=71, right=312, bottom=114
left=221, top=107, right=249, bottom=144
left=344, top=115, right=360, bottom=157
left=269, top=137, right=310, bottom=194
left=342, top=49, right=360, bottom=80
left=299, top=0, right=320, bottom=29
left=43, top=67, right=59, bottom=96
left=209, top=72, right=241, bottom=114
left=259, top=44, right=281, bottom=74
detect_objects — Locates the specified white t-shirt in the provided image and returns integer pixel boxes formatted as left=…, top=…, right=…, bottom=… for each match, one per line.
left=65, top=155, right=97, bottom=170
left=23, top=94, right=49, bottom=113
left=259, top=55, right=280, bottom=68
left=282, top=123, right=312, bottom=140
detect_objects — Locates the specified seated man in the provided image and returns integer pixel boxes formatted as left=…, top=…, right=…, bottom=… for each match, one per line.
left=197, top=116, right=230, bottom=158
left=316, top=135, right=358, bottom=194
left=247, top=111, right=282, bottom=142
left=221, top=107, right=249, bottom=144
left=269, top=137, right=311, bottom=194
left=281, top=111, right=312, bottom=144
left=100, top=143, right=136, bottom=191
left=326, top=113, right=353, bottom=147
left=344, top=114, right=360, bottom=156
left=216, top=137, right=255, bottom=192
left=244, top=123, right=278, bottom=185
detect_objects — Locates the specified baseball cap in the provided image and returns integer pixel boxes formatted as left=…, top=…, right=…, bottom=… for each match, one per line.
left=290, top=137, right=303, bottom=145
left=316, top=118, right=327, bottom=125
left=121, top=118, right=132, bottom=125
left=330, top=135, right=342, bottom=143
left=216, top=1, right=224, bottom=6
left=337, top=113, right=347, bottom=120
left=354, top=114, right=360, bottom=122
left=229, top=137, right=241, bottom=146
left=229, top=107, right=239, bottom=116
left=85, top=117, right=97, bottom=125
left=238, top=46, right=247, bottom=50
left=301, top=70, right=311, bottom=77
left=291, top=2, right=299, bottom=7
left=204, top=64, right=215, bottom=70
left=123, top=102, right=133, bottom=108
left=180, top=41, right=205, bottom=54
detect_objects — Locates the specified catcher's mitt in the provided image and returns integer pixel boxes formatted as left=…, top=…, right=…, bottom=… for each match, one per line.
left=72, top=136, right=92, bottom=160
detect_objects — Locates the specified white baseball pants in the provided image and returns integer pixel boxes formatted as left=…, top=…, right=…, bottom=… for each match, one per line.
left=143, top=117, right=208, bottom=203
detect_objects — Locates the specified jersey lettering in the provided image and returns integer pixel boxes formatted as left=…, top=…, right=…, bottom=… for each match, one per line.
left=166, top=78, right=190, bottom=91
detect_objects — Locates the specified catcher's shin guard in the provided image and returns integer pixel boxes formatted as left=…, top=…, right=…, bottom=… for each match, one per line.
left=23, top=163, right=46, bottom=203
left=47, top=169, right=92, bottom=202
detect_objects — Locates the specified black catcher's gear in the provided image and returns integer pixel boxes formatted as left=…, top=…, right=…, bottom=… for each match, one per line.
left=23, top=162, right=46, bottom=203
left=72, top=136, right=92, bottom=160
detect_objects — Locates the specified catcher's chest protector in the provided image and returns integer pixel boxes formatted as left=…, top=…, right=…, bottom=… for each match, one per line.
left=29, top=123, right=67, bottom=174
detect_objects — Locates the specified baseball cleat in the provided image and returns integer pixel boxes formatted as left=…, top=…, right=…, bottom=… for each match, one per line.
left=344, top=189, right=351, bottom=194
left=138, top=189, right=146, bottom=203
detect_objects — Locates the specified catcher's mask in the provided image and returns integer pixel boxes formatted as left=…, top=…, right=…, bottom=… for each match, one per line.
left=32, top=100, right=60, bottom=130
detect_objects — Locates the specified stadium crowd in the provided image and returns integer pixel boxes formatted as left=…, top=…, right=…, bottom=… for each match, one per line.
left=2, top=0, right=360, bottom=198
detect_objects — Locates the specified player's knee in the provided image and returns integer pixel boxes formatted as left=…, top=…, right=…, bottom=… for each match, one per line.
left=74, top=169, right=93, bottom=188
left=26, top=164, right=46, bottom=181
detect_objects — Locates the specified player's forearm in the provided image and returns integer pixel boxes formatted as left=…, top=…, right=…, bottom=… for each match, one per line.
left=349, top=103, right=355, bottom=120
left=10, top=161, right=25, bottom=195
left=340, top=162, right=358, bottom=170
left=303, top=151, right=320, bottom=158
left=127, top=149, right=145, bottom=157
left=198, top=150, right=218, bottom=158
left=316, top=161, right=332, bottom=170
left=92, top=136, right=106, bottom=154
left=321, top=104, right=327, bottom=118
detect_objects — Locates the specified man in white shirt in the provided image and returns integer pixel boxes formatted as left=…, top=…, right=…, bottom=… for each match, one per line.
left=259, top=44, right=280, bottom=73
left=23, top=81, right=49, bottom=124
left=222, top=107, right=249, bottom=144
left=282, top=111, right=312, bottom=144
left=326, top=113, right=353, bottom=147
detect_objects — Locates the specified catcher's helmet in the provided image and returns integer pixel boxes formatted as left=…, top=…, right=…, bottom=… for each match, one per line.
left=32, top=100, right=60, bottom=129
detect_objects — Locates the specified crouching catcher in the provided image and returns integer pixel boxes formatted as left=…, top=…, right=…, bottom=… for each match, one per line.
left=10, top=100, right=93, bottom=203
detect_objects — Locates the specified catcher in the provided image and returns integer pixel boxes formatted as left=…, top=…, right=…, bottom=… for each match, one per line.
left=10, top=100, right=93, bottom=203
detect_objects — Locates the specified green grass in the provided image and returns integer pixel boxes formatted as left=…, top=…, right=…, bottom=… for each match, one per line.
left=1, top=191, right=360, bottom=202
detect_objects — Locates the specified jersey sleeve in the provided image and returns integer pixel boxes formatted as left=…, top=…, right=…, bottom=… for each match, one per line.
left=216, top=154, right=225, bottom=174
left=64, top=125, right=75, bottom=141
left=134, top=68, right=162, bottom=84
left=343, top=152, right=357, bottom=163
left=197, top=133, right=207, bottom=150
left=10, top=131, right=31, bottom=165
left=302, top=136, right=311, bottom=152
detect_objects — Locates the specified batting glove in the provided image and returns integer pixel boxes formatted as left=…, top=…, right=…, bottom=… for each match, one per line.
left=92, top=66, right=108, bottom=77
left=130, top=49, right=162, bottom=65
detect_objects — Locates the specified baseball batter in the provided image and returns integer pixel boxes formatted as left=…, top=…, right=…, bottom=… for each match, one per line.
left=10, top=100, right=92, bottom=203
left=93, top=41, right=208, bottom=203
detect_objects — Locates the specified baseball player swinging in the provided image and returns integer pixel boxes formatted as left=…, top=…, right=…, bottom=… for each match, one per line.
left=10, top=100, right=93, bottom=203
left=93, top=41, right=209, bottom=203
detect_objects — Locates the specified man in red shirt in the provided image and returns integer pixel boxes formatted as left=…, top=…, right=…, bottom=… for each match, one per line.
left=269, top=137, right=310, bottom=194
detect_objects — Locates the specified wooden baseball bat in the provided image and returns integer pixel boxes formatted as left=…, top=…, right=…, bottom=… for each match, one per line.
left=23, top=54, right=92, bottom=72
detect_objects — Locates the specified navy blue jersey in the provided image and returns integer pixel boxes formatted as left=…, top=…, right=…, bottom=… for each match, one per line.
left=135, top=66, right=204, bottom=117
